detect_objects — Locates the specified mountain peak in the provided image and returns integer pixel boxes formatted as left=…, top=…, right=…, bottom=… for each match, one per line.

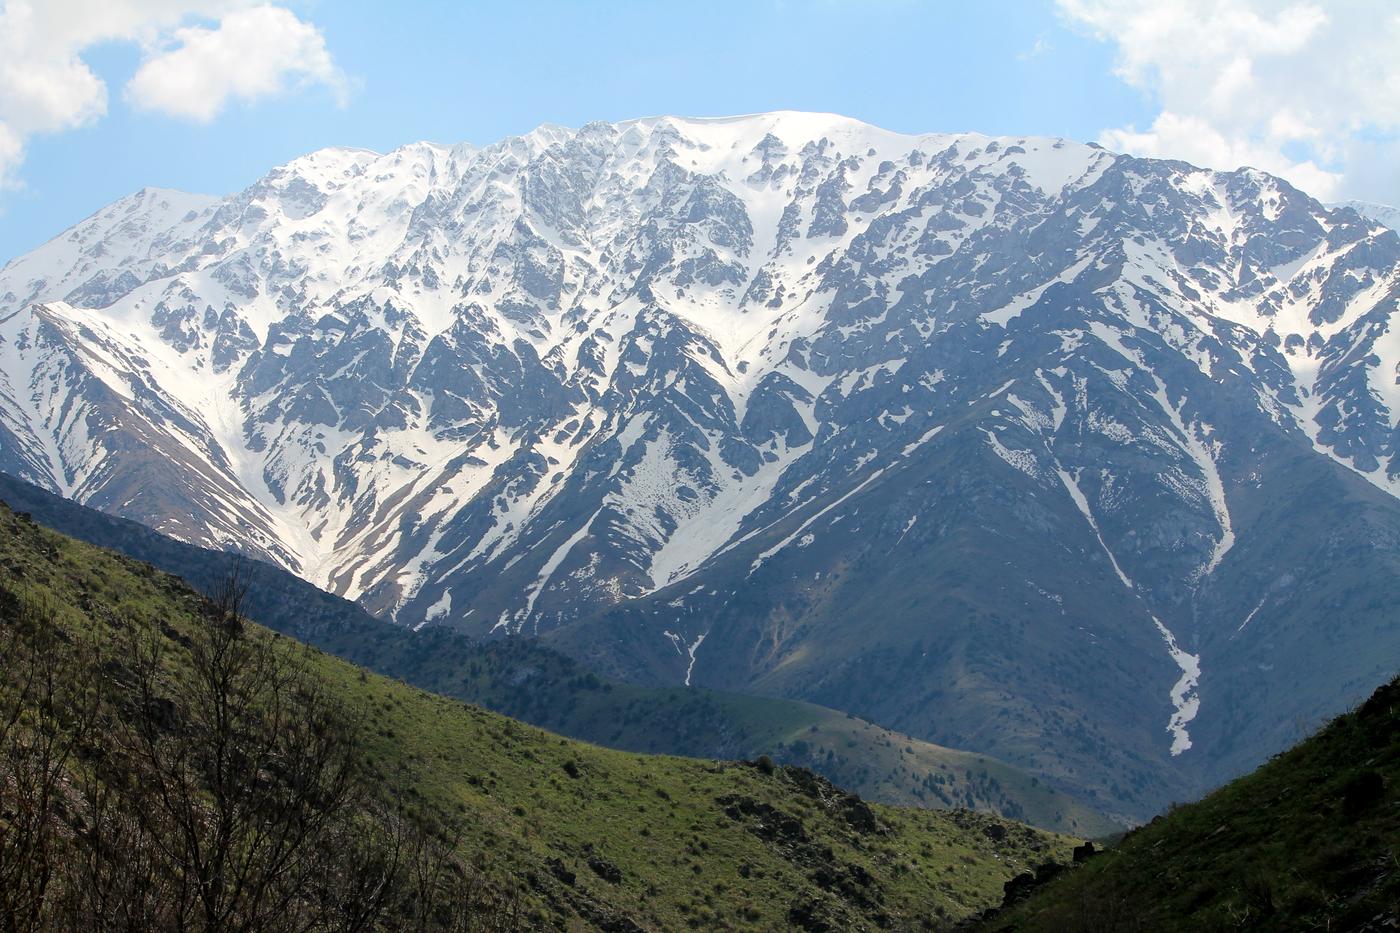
left=3, top=112, right=1400, bottom=822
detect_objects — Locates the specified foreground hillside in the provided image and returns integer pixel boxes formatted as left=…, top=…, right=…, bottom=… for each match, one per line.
left=978, top=674, right=1400, bottom=931
left=0, top=501, right=1078, bottom=930
left=0, top=471, right=1116, bottom=837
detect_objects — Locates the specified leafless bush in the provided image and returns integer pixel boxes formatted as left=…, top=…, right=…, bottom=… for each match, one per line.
left=0, top=565, right=521, bottom=931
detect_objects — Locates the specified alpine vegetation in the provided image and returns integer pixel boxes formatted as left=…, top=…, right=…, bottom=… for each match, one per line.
left=0, top=501, right=1077, bottom=930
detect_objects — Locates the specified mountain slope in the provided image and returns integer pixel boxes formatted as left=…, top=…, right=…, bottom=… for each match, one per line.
left=4, top=112, right=1400, bottom=819
left=977, top=671, right=1400, bottom=931
left=0, top=469, right=1115, bottom=836
left=1333, top=199, right=1400, bottom=231
left=0, top=498, right=1079, bottom=930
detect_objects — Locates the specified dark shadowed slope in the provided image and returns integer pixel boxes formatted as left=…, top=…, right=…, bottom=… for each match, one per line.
left=977, top=673, right=1400, bottom=931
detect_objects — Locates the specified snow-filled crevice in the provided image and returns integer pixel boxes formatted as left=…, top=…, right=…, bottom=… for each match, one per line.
left=1055, top=462, right=1201, bottom=756
left=498, top=509, right=600, bottom=634
left=748, top=467, right=886, bottom=576
left=662, top=629, right=709, bottom=687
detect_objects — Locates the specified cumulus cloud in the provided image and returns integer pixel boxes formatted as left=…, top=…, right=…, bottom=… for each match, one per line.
left=1058, top=0, right=1400, bottom=203
left=127, top=5, right=346, bottom=122
left=0, top=1, right=344, bottom=186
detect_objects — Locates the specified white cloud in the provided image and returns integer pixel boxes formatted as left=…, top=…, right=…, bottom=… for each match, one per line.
left=0, top=0, right=343, bottom=185
left=1058, top=0, right=1400, bottom=203
left=0, top=122, right=21, bottom=173
left=1018, top=35, right=1053, bottom=62
left=127, top=5, right=346, bottom=122
left=1099, top=112, right=1342, bottom=199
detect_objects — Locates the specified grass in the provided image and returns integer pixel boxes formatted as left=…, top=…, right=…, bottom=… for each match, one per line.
left=977, top=670, right=1400, bottom=931
left=0, top=470, right=1115, bottom=838
left=0, top=502, right=1080, bottom=930
left=412, top=638, right=1121, bottom=839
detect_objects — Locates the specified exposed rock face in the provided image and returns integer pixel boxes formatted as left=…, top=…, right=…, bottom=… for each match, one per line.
left=5, top=112, right=1400, bottom=819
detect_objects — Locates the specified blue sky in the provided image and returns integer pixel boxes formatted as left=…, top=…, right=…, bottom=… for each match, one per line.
left=2, top=0, right=1396, bottom=263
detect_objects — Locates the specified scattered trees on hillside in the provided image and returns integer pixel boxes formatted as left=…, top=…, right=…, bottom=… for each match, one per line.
left=0, top=566, right=522, bottom=932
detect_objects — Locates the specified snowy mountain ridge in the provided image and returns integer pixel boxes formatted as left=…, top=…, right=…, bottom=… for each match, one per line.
left=1332, top=199, right=1400, bottom=232
left=0, top=113, right=1120, bottom=593
left=5, top=111, right=1400, bottom=819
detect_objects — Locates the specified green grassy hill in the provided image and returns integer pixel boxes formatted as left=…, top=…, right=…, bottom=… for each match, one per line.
left=0, top=471, right=1115, bottom=837
left=449, top=645, right=1118, bottom=837
left=976, top=672, right=1400, bottom=931
left=0, top=501, right=1082, bottom=930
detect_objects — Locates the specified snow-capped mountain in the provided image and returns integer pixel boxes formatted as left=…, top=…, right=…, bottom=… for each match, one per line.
left=5, top=112, right=1400, bottom=819
left=1334, top=199, right=1400, bottom=232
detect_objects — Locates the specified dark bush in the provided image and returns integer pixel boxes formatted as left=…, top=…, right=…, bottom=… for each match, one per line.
left=1341, top=769, right=1385, bottom=816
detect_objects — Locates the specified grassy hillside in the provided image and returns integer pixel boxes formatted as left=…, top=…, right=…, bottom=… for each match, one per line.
left=976, top=673, right=1400, bottom=931
left=444, top=641, right=1118, bottom=837
left=0, top=502, right=1081, bottom=930
left=0, top=472, right=1115, bottom=837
